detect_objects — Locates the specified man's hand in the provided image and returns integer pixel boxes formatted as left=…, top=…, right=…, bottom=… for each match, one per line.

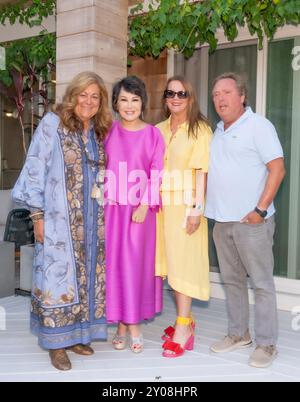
left=34, top=219, right=44, bottom=243
left=132, top=205, right=149, bottom=224
left=186, top=215, right=201, bottom=235
left=241, top=211, right=264, bottom=225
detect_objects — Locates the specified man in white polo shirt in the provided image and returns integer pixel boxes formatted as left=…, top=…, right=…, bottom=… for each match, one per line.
left=205, top=72, right=286, bottom=368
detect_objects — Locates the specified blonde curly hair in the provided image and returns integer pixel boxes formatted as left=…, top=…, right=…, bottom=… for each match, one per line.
left=54, top=71, right=112, bottom=141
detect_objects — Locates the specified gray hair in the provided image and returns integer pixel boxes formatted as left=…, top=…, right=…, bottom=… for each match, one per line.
left=212, top=72, right=248, bottom=107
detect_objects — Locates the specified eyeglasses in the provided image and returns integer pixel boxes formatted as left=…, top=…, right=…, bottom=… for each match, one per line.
left=163, top=90, right=189, bottom=99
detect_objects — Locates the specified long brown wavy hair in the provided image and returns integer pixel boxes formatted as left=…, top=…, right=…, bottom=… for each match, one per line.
left=164, top=75, right=210, bottom=139
left=54, top=72, right=112, bottom=141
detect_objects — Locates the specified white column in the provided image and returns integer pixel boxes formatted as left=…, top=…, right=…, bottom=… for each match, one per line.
left=256, top=37, right=268, bottom=116
left=199, top=47, right=209, bottom=116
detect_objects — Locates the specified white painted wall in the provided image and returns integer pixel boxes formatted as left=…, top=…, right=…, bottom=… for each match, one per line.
left=0, top=15, right=55, bottom=43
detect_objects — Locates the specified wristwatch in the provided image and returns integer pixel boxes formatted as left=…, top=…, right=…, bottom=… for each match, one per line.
left=254, top=207, right=268, bottom=218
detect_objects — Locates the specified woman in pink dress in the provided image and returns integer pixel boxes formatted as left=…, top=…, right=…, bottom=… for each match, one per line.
left=105, top=76, right=165, bottom=353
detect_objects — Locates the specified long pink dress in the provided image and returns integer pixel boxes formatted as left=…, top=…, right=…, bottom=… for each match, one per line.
left=105, top=121, right=165, bottom=324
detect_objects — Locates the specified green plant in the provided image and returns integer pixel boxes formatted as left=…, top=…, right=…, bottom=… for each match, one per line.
left=0, top=33, right=56, bottom=154
left=0, top=0, right=55, bottom=27
left=0, top=0, right=56, bottom=154
left=0, top=38, right=55, bottom=154
left=129, top=0, right=300, bottom=58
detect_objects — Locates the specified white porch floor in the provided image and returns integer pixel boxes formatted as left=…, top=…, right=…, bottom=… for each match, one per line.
left=0, top=291, right=299, bottom=382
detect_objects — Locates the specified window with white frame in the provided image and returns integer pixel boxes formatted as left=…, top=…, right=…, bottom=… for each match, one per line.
left=173, top=28, right=300, bottom=280
left=267, top=36, right=300, bottom=280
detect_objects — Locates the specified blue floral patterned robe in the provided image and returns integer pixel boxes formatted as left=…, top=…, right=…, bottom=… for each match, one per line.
left=12, top=112, right=107, bottom=349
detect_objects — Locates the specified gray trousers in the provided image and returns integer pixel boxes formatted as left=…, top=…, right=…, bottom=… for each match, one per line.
left=213, top=216, right=278, bottom=346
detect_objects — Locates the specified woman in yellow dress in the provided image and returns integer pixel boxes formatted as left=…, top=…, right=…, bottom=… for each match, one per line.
left=156, top=76, right=212, bottom=358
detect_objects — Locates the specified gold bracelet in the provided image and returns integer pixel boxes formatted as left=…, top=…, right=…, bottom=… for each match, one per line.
left=32, top=217, right=44, bottom=224
left=30, top=212, right=44, bottom=222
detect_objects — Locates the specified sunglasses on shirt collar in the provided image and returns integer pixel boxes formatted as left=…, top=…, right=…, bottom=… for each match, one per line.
left=163, top=89, right=189, bottom=99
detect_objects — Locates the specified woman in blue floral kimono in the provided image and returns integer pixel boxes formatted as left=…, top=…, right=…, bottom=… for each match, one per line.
left=12, top=72, right=112, bottom=371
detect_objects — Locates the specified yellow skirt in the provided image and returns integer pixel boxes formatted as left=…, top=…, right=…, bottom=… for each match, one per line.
left=156, top=191, right=210, bottom=301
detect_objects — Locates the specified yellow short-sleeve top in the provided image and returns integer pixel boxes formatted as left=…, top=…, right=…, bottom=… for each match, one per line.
left=156, top=117, right=212, bottom=192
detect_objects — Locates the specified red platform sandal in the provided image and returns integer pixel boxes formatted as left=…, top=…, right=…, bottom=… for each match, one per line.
left=162, top=316, right=195, bottom=358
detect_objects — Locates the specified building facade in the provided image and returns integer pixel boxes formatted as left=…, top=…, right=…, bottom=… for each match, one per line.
left=0, top=1, right=299, bottom=309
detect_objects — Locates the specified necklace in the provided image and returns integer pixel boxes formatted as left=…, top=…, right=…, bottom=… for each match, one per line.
left=78, top=132, right=105, bottom=204
left=81, top=135, right=105, bottom=171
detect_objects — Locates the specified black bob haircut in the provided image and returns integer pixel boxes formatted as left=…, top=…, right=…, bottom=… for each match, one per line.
left=112, top=75, right=148, bottom=113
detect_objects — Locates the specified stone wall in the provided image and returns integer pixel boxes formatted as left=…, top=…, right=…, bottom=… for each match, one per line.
left=56, top=0, right=128, bottom=101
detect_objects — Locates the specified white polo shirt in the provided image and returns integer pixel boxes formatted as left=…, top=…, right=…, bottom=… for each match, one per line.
left=205, top=107, right=284, bottom=222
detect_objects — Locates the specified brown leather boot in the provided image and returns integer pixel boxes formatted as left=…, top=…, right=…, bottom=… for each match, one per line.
left=67, top=344, right=94, bottom=356
left=49, top=349, right=72, bottom=371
